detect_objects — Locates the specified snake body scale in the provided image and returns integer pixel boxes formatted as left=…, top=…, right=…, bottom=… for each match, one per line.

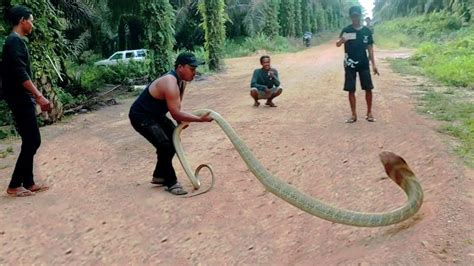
left=173, top=109, right=423, bottom=227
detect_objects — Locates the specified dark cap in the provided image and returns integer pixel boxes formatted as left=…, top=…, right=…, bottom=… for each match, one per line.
left=175, top=52, right=205, bottom=67
left=349, top=6, right=362, bottom=16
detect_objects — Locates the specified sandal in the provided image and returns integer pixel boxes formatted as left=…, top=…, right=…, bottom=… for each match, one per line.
left=345, top=116, right=357, bottom=123
left=165, top=182, right=188, bottom=195
left=150, top=177, right=165, bottom=185
left=253, top=101, right=260, bottom=107
left=366, top=115, right=376, bottom=122
left=265, top=101, right=277, bottom=107
left=7, top=187, right=34, bottom=197
left=26, top=184, right=49, bottom=193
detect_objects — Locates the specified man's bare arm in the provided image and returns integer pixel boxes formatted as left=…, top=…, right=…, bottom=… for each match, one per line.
left=368, top=45, right=379, bottom=75
left=336, top=37, right=346, bottom=47
left=164, top=79, right=212, bottom=122
left=22, top=80, right=51, bottom=112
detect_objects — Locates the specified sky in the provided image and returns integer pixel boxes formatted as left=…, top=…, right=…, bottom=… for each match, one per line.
left=359, top=0, right=374, bottom=18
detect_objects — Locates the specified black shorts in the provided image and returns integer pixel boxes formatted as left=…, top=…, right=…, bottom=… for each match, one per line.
left=344, top=67, right=374, bottom=92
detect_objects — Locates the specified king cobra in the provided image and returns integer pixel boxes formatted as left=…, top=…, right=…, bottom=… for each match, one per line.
left=173, top=109, right=423, bottom=227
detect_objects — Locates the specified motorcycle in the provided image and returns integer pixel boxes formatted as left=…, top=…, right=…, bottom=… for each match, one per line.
left=303, top=32, right=312, bottom=47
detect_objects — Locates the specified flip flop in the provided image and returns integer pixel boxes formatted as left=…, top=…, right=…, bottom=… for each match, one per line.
left=253, top=101, right=260, bottom=107
left=366, top=116, right=376, bottom=122
left=7, top=187, right=35, bottom=197
left=345, top=117, right=357, bottom=123
left=265, top=102, right=277, bottom=107
left=165, top=182, right=188, bottom=195
left=26, top=184, right=49, bottom=193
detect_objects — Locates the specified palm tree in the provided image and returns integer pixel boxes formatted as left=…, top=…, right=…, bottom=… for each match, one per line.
left=294, top=0, right=303, bottom=36
left=199, top=0, right=226, bottom=70
left=280, top=0, right=296, bottom=36
left=263, top=0, right=280, bottom=38
left=140, top=0, right=175, bottom=76
left=173, top=0, right=205, bottom=50
left=373, top=0, right=472, bottom=20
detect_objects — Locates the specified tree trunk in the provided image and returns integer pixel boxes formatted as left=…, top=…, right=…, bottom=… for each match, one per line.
left=37, top=75, right=63, bottom=124
left=199, top=0, right=226, bottom=71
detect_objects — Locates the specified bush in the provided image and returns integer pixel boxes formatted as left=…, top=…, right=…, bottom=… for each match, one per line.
left=417, top=89, right=474, bottom=166
left=81, top=67, right=106, bottom=93
left=0, top=101, right=12, bottom=126
left=100, top=60, right=149, bottom=84
left=57, top=88, right=86, bottom=107
left=0, top=101, right=15, bottom=139
left=376, top=13, right=474, bottom=87
left=375, top=12, right=464, bottom=49
left=63, top=58, right=150, bottom=103
left=380, top=14, right=474, bottom=166
left=412, top=36, right=474, bottom=87
left=222, top=34, right=300, bottom=58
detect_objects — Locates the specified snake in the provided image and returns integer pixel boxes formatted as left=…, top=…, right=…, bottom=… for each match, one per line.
left=173, top=109, right=424, bottom=227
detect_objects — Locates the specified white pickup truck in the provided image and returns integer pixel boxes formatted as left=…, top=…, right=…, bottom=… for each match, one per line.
left=94, top=49, right=147, bottom=66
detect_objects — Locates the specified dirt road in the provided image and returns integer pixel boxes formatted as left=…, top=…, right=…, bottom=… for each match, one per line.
left=1, top=42, right=473, bottom=264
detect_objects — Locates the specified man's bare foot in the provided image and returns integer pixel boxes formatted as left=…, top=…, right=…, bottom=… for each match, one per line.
left=265, top=101, right=277, bottom=107
left=26, top=184, right=49, bottom=193
left=253, top=101, right=260, bottom=107
left=7, top=187, right=34, bottom=197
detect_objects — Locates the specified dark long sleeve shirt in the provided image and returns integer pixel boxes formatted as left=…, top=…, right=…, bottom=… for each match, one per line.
left=250, top=68, right=280, bottom=91
left=2, top=32, right=33, bottom=104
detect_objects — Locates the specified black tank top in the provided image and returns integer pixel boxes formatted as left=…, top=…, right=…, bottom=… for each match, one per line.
left=130, top=70, right=184, bottom=117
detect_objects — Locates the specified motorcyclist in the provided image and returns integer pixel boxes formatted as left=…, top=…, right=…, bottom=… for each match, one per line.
left=303, top=31, right=312, bottom=47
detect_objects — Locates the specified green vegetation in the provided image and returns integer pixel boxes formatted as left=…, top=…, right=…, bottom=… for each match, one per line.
left=0, top=146, right=13, bottom=158
left=0, top=102, right=14, bottom=140
left=413, top=36, right=474, bottom=87
left=223, top=35, right=299, bottom=58
left=140, top=0, right=175, bottom=76
left=385, top=58, right=424, bottom=76
left=198, top=0, right=227, bottom=71
left=373, top=0, right=472, bottom=21
left=377, top=9, right=474, bottom=166
left=375, top=12, right=464, bottom=49
left=418, top=89, right=474, bottom=166
left=0, top=0, right=356, bottom=126
left=379, top=13, right=474, bottom=87
left=389, top=59, right=474, bottom=167
left=223, top=31, right=337, bottom=58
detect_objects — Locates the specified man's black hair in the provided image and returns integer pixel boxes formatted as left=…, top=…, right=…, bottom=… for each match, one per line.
left=7, top=5, right=32, bottom=26
left=260, top=55, right=270, bottom=64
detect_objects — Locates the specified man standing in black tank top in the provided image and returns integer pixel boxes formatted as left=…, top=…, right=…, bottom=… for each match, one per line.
left=129, top=52, right=213, bottom=195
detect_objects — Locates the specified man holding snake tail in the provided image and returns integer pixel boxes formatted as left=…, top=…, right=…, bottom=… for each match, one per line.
left=129, top=52, right=213, bottom=195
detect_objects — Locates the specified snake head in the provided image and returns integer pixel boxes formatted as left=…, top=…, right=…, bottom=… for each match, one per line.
left=379, top=151, right=414, bottom=186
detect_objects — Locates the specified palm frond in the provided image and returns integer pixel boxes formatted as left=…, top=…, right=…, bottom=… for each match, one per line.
left=50, top=0, right=96, bottom=28
left=66, top=30, right=92, bottom=59
left=242, top=0, right=266, bottom=36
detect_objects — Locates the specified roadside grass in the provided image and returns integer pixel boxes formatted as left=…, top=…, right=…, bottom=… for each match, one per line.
left=0, top=146, right=13, bottom=159
left=388, top=58, right=474, bottom=167
left=418, top=89, right=473, bottom=167
left=374, top=12, right=465, bottom=50
left=222, top=31, right=338, bottom=59
left=379, top=13, right=474, bottom=167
